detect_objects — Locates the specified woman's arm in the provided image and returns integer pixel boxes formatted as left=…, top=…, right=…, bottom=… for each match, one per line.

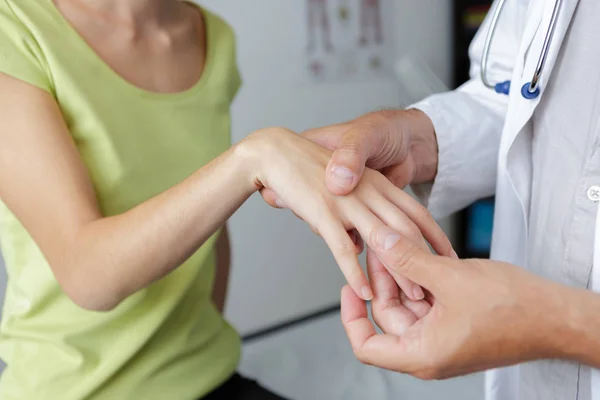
left=0, top=74, right=452, bottom=312
left=213, top=225, right=231, bottom=313
left=0, top=74, right=257, bottom=311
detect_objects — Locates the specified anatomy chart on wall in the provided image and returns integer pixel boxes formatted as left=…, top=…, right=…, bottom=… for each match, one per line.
left=304, top=0, right=394, bottom=82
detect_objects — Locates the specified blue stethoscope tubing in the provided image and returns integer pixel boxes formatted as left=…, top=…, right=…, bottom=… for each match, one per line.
left=480, top=0, right=564, bottom=99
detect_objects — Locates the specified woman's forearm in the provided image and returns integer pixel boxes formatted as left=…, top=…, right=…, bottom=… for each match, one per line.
left=62, top=146, right=256, bottom=311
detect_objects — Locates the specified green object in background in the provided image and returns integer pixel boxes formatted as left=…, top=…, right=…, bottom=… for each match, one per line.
left=339, top=6, right=350, bottom=21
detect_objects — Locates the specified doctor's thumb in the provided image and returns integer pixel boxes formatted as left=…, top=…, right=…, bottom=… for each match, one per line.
left=371, top=226, right=441, bottom=289
left=325, top=132, right=371, bottom=196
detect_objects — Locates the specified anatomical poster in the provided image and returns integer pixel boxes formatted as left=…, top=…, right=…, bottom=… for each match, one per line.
left=304, top=0, right=394, bottom=82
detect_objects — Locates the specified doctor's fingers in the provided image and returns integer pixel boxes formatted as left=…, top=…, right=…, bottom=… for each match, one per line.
left=363, top=192, right=432, bottom=300
left=344, top=201, right=425, bottom=301
left=368, top=246, right=432, bottom=320
left=372, top=230, right=451, bottom=294
left=341, top=286, right=430, bottom=377
left=324, top=124, right=392, bottom=196
left=302, top=122, right=352, bottom=151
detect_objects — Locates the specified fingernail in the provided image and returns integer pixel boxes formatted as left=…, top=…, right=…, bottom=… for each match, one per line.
left=361, top=286, right=373, bottom=301
left=451, top=250, right=459, bottom=259
left=332, top=167, right=354, bottom=188
left=376, top=227, right=401, bottom=250
left=275, top=198, right=286, bottom=208
left=412, top=286, right=425, bottom=300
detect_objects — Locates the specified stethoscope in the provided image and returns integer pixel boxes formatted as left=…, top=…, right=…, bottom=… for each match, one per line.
left=481, top=0, right=564, bottom=99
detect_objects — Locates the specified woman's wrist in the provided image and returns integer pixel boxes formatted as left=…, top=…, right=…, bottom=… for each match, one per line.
left=233, top=128, right=285, bottom=192
left=233, top=130, right=269, bottom=192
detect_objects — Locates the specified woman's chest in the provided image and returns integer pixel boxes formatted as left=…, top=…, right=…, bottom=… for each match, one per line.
left=65, top=99, right=232, bottom=216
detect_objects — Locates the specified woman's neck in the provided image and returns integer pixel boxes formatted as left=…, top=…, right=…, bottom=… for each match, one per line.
left=72, top=0, right=179, bottom=27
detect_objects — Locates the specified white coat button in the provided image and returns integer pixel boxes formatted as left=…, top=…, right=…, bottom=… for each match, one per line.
left=587, top=186, right=600, bottom=202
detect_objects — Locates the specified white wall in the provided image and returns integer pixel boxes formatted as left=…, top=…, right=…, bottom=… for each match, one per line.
left=393, top=0, right=453, bottom=86
left=0, top=1, right=453, bottom=340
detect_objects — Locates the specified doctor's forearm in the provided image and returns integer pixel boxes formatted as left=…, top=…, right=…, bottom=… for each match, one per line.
left=560, top=287, right=600, bottom=368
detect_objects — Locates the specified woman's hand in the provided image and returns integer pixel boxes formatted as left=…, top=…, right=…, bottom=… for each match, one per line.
left=237, top=127, right=454, bottom=301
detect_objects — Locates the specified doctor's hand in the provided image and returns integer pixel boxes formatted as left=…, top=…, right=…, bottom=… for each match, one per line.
left=342, top=228, right=584, bottom=379
left=261, top=108, right=438, bottom=200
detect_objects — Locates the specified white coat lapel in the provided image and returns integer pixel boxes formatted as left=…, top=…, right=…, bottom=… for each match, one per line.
left=501, top=0, right=580, bottom=218
left=504, top=0, right=580, bottom=148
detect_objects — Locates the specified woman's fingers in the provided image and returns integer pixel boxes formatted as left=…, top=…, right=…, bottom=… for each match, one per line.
left=318, top=214, right=373, bottom=300
left=365, top=191, right=430, bottom=251
left=381, top=183, right=456, bottom=258
left=345, top=201, right=425, bottom=301
left=349, top=229, right=365, bottom=254
left=367, top=248, right=418, bottom=335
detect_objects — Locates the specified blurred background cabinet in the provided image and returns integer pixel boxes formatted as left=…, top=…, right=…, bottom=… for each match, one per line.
left=453, top=0, right=495, bottom=259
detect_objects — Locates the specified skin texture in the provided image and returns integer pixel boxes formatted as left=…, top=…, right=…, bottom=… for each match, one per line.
left=55, top=0, right=208, bottom=94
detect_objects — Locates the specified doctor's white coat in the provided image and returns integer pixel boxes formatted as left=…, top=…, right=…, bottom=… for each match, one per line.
left=412, top=0, right=599, bottom=399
